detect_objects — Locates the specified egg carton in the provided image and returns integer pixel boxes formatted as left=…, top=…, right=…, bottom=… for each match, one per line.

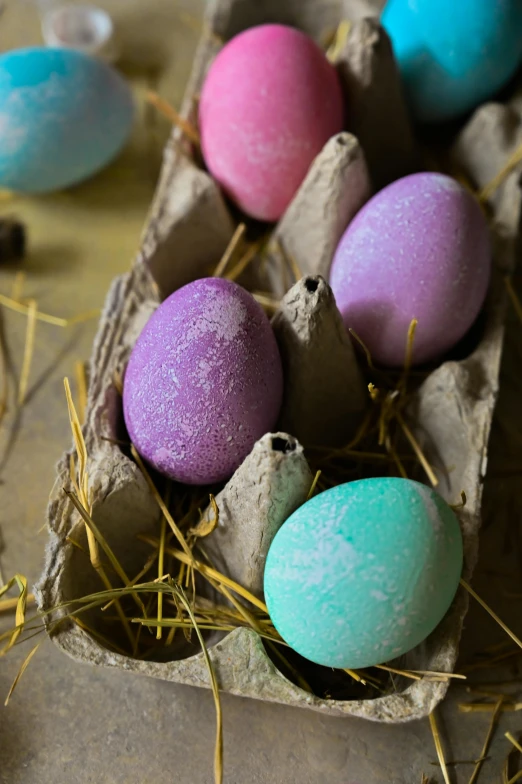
left=37, top=0, right=522, bottom=721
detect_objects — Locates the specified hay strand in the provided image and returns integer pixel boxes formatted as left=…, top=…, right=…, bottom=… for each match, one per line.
left=17, top=298, right=36, bottom=405
left=506, top=734, right=522, bottom=754
left=396, top=410, right=439, bottom=487
left=172, top=583, right=223, bottom=784
left=139, top=536, right=267, bottom=612
left=0, top=574, right=28, bottom=654
left=467, top=698, right=503, bottom=784
left=65, top=379, right=135, bottom=647
left=429, top=711, right=451, bottom=784
left=478, top=138, right=522, bottom=203
left=156, top=485, right=171, bottom=640
left=307, top=471, right=322, bottom=500
left=213, top=223, right=246, bottom=277
left=10, top=271, right=25, bottom=302
left=460, top=579, right=522, bottom=650
left=326, top=19, right=352, bottom=62
left=75, top=361, right=88, bottom=425
left=277, top=238, right=303, bottom=283
left=225, top=238, right=264, bottom=283
left=146, top=91, right=200, bottom=146
left=0, top=592, right=35, bottom=615
left=4, top=642, right=40, bottom=705
left=0, top=293, right=99, bottom=327
left=131, top=445, right=193, bottom=560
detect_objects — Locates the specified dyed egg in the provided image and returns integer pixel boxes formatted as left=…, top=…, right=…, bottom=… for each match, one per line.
left=123, top=278, right=283, bottom=485
left=382, top=0, right=522, bottom=123
left=199, top=24, right=344, bottom=221
left=0, top=47, right=134, bottom=193
left=264, top=478, right=463, bottom=669
left=329, top=172, right=491, bottom=367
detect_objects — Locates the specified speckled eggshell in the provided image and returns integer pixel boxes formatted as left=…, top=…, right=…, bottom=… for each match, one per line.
left=199, top=24, right=344, bottom=222
left=123, top=278, right=283, bottom=485
left=329, top=172, right=491, bottom=367
left=264, top=478, right=463, bottom=670
left=0, top=47, right=134, bottom=193
left=382, top=0, right=522, bottom=123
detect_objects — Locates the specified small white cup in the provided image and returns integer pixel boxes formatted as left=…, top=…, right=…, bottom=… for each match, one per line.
left=41, top=4, right=119, bottom=62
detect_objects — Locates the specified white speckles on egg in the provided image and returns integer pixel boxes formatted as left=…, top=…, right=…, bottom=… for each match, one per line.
left=123, top=278, right=283, bottom=485
left=264, top=477, right=463, bottom=669
left=330, top=172, right=491, bottom=366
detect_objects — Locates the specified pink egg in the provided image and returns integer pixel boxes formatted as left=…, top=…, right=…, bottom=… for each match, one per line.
left=199, top=24, right=344, bottom=222
left=329, top=173, right=491, bottom=367
left=123, top=278, right=283, bottom=485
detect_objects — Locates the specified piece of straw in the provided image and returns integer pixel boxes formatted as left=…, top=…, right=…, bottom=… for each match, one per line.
left=460, top=579, right=522, bottom=651
left=349, top=328, right=375, bottom=370
left=429, top=711, right=451, bottom=784
left=10, top=272, right=25, bottom=302
left=467, top=698, right=504, bottom=784
left=459, top=703, right=522, bottom=714
left=17, top=298, right=36, bottom=405
left=0, top=321, right=8, bottom=427
left=326, top=19, right=352, bottom=62
left=4, top=642, right=40, bottom=705
left=398, top=318, right=418, bottom=394
left=213, top=224, right=246, bottom=277
left=277, top=238, right=303, bottom=283
left=478, top=138, right=522, bottom=203
left=307, top=471, right=322, bottom=500
left=75, top=361, right=88, bottom=426
left=0, top=574, right=28, bottom=654
left=0, top=592, right=35, bottom=615
left=252, top=292, right=280, bottom=314
left=396, top=410, right=439, bottom=487
left=225, top=239, right=264, bottom=283
left=146, top=91, right=200, bottom=146
left=506, top=733, right=522, bottom=754
left=140, top=536, right=267, bottom=613
left=64, top=379, right=135, bottom=648
left=0, top=293, right=99, bottom=327
left=172, top=583, right=223, bottom=784
left=156, top=484, right=171, bottom=640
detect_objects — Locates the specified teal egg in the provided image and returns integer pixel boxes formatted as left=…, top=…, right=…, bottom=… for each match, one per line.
left=0, top=47, right=134, bottom=193
left=382, top=0, right=522, bottom=123
left=264, top=478, right=463, bottom=669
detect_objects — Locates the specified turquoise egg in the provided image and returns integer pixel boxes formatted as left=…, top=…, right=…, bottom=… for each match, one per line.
left=264, top=478, right=463, bottom=669
left=0, top=48, right=134, bottom=193
left=382, top=0, right=522, bottom=123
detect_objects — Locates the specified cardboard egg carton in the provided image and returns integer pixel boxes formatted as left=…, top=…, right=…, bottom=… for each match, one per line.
left=37, top=0, right=522, bottom=721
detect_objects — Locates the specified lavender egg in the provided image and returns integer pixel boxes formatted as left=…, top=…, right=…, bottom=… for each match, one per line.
left=123, top=278, right=283, bottom=485
left=329, top=172, right=491, bottom=367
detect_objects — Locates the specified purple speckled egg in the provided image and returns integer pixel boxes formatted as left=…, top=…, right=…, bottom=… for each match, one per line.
left=329, top=172, right=491, bottom=367
left=123, top=278, right=283, bottom=485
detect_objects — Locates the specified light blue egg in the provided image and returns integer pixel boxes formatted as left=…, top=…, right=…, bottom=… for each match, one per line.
left=0, top=47, right=134, bottom=193
left=382, top=0, right=522, bottom=123
left=264, top=478, right=463, bottom=669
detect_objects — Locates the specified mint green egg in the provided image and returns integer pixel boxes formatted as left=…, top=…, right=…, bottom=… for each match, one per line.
left=264, top=478, right=463, bottom=669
